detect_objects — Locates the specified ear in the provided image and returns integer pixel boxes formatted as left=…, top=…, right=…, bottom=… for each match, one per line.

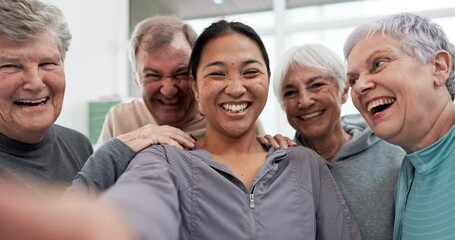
left=134, top=72, right=141, bottom=86
left=340, top=83, right=350, bottom=104
left=432, top=50, right=452, bottom=87
left=191, top=76, right=199, bottom=100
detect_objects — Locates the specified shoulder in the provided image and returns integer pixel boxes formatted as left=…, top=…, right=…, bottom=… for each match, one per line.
left=341, top=113, right=368, bottom=131
left=108, top=99, right=147, bottom=114
left=130, top=144, right=188, bottom=166
left=52, top=125, right=91, bottom=145
left=51, top=125, right=93, bottom=162
left=283, top=146, right=327, bottom=170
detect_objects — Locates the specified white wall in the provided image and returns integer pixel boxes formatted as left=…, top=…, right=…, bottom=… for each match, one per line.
left=43, top=0, right=130, bottom=136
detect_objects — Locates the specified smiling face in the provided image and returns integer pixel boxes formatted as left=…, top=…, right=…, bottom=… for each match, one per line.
left=347, top=33, right=450, bottom=151
left=0, top=32, right=65, bottom=143
left=135, top=32, right=196, bottom=127
left=282, top=65, right=347, bottom=140
left=193, top=32, right=269, bottom=138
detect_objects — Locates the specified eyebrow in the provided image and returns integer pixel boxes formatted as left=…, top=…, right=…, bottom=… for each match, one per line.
left=203, top=59, right=264, bottom=69
left=142, top=65, right=188, bottom=74
left=282, top=75, right=325, bottom=89
left=365, top=49, right=389, bottom=65
left=346, top=49, right=390, bottom=76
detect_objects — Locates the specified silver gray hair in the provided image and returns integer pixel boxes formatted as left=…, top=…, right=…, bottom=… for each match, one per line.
left=129, top=15, right=198, bottom=69
left=344, top=12, right=455, bottom=98
left=273, top=43, right=346, bottom=107
left=0, top=0, right=72, bottom=61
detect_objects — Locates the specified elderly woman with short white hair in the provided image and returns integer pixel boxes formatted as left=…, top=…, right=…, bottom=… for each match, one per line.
left=344, top=12, right=455, bottom=240
left=273, top=43, right=404, bottom=240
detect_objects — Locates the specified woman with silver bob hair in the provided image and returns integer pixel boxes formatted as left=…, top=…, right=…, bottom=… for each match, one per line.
left=273, top=43, right=404, bottom=240
left=344, top=12, right=455, bottom=239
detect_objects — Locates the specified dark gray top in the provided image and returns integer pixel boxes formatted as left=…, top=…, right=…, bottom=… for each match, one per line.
left=0, top=124, right=93, bottom=189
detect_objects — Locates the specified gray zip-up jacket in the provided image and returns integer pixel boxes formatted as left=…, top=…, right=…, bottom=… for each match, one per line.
left=103, top=143, right=361, bottom=240
left=295, top=114, right=404, bottom=240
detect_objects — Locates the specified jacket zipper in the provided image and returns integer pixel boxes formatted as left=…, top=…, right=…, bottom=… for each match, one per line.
left=247, top=187, right=256, bottom=240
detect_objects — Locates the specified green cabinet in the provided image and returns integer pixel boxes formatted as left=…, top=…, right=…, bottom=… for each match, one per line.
left=88, top=101, right=119, bottom=144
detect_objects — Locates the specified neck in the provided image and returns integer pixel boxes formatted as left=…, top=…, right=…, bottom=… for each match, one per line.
left=402, top=101, right=455, bottom=153
left=197, top=127, right=264, bottom=156
left=0, top=129, right=46, bottom=144
left=303, top=123, right=351, bottom=161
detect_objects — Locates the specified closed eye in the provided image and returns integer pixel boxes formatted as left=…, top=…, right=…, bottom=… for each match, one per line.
left=283, top=89, right=298, bottom=98
left=309, top=82, right=325, bottom=89
left=208, top=72, right=225, bottom=79
left=40, top=62, right=58, bottom=70
left=243, top=70, right=260, bottom=78
left=0, top=64, right=21, bottom=73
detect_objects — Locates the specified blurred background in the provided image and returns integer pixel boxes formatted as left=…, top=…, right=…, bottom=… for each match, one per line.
left=43, top=0, right=455, bottom=142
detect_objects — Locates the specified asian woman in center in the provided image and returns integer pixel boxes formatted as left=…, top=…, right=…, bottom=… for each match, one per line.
left=103, top=19, right=361, bottom=240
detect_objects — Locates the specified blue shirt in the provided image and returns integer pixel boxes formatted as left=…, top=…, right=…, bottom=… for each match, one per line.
left=394, top=125, right=455, bottom=239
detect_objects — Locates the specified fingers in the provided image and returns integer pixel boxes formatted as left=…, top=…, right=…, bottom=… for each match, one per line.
left=155, top=126, right=195, bottom=150
left=257, top=134, right=297, bottom=149
left=117, top=124, right=196, bottom=152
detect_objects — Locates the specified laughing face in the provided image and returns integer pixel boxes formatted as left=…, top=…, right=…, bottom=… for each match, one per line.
left=0, top=32, right=65, bottom=143
left=135, top=32, right=196, bottom=128
left=282, top=65, right=347, bottom=140
left=193, top=33, right=269, bottom=138
left=347, top=33, right=448, bottom=151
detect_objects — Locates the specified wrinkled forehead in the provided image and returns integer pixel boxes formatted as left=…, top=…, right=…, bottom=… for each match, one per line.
left=140, top=31, right=191, bottom=53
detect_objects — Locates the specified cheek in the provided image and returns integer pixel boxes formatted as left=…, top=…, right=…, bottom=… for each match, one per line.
left=141, top=83, right=160, bottom=98
left=48, top=74, right=66, bottom=98
left=176, top=81, right=191, bottom=93
left=283, top=100, right=296, bottom=115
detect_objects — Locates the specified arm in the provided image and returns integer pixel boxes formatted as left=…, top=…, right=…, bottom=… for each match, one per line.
left=0, top=180, right=135, bottom=240
left=69, top=138, right=135, bottom=193
left=70, top=124, right=196, bottom=193
left=102, top=146, right=181, bottom=240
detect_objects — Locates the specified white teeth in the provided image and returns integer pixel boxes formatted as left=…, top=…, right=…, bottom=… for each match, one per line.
left=162, top=98, right=178, bottom=104
left=16, top=98, right=47, bottom=104
left=222, top=103, right=248, bottom=112
left=300, top=111, right=322, bottom=120
left=367, top=98, right=395, bottom=113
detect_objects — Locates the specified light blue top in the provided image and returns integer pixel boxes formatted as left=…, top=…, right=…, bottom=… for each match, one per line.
left=394, top=125, right=455, bottom=240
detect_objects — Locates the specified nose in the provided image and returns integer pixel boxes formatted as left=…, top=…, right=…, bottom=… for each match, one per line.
left=297, top=90, right=315, bottom=108
left=225, top=76, right=246, bottom=97
left=160, top=77, right=178, bottom=97
left=352, top=75, right=374, bottom=96
left=22, top=67, right=46, bottom=92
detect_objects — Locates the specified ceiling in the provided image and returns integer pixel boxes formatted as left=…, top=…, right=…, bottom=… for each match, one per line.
left=131, top=0, right=360, bottom=21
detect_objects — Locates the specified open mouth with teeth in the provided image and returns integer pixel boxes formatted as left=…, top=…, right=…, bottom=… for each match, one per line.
left=159, top=98, right=180, bottom=105
left=367, top=98, right=395, bottom=115
left=221, top=103, right=249, bottom=113
left=298, top=111, right=323, bottom=120
left=15, top=97, right=48, bottom=107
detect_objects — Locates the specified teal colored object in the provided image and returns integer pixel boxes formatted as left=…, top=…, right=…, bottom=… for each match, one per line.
left=88, top=101, right=119, bottom=144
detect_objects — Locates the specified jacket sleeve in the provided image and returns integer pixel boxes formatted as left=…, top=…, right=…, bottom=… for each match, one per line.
left=315, top=157, right=362, bottom=240
left=101, top=145, right=181, bottom=240
left=68, top=138, right=135, bottom=194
